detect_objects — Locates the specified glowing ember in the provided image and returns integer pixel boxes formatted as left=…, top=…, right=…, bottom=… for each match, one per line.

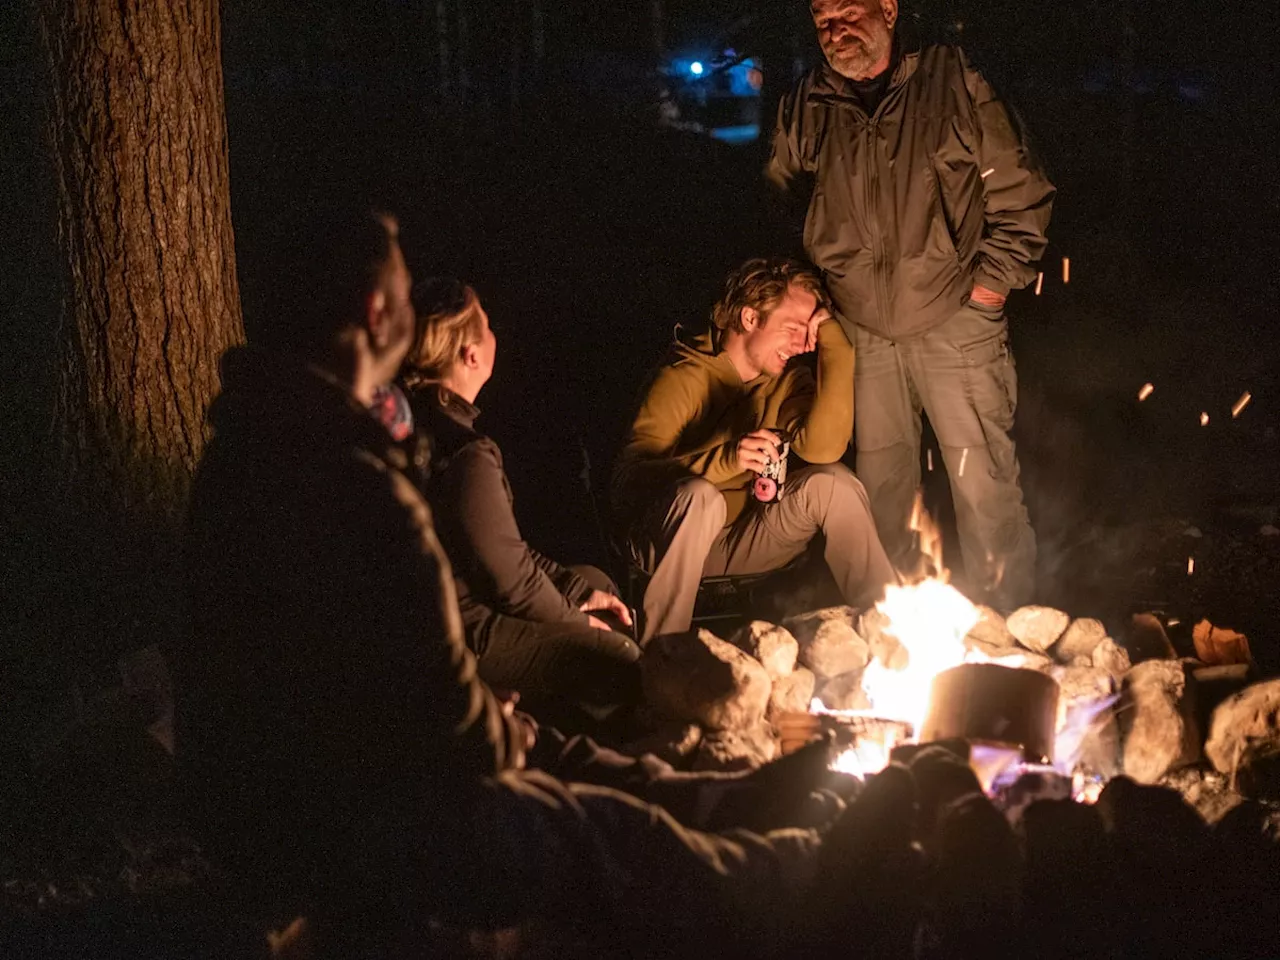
left=1200, top=411, right=1210, bottom=426
left=1062, top=256, right=1070, bottom=283
left=1034, top=271, right=1044, bottom=295
left=1137, top=382, right=1154, bottom=401
left=1187, top=556, right=1195, bottom=575
left=927, top=448, right=934, bottom=472
left=1231, top=391, right=1252, bottom=418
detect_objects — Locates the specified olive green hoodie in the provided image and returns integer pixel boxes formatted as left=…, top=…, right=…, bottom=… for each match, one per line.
left=612, top=320, right=854, bottom=528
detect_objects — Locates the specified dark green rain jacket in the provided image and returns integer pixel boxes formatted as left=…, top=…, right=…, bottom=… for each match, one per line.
left=768, top=39, right=1055, bottom=342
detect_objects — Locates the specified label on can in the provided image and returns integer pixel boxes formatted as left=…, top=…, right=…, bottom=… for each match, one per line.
left=752, top=432, right=791, bottom=504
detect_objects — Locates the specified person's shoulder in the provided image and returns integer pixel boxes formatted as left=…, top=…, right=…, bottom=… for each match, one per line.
left=913, top=41, right=969, bottom=74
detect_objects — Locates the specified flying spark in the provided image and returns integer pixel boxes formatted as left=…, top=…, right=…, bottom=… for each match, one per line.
left=981, top=167, right=995, bottom=179
left=1062, top=257, right=1070, bottom=283
left=1138, top=383, right=1154, bottom=401
left=1187, top=557, right=1195, bottom=575
left=1200, top=412, right=1209, bottom=426
left=1034, top=272, right=1043, bottom=296
left=927, top=448, right=934, bottom=472
left=1232, top=391, right=1252, bottom=418
left=958, top=448, right=969, bottom=477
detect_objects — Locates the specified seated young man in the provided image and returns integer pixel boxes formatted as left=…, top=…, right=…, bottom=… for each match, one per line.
left=612, top=257, right=897, bottom=644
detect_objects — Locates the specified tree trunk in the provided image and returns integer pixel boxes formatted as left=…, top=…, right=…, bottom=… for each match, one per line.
left=36, top=0, right=243, bottom=670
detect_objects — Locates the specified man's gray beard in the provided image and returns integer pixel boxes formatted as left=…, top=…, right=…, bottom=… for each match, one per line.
left=823, top=39, right=888, bottom=81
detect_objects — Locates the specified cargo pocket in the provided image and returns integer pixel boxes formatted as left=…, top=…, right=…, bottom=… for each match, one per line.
left=960, top=324, right=1017, bottom=440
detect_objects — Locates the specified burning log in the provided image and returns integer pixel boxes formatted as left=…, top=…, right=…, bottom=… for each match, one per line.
left=775, top=710, right=912, bottom=760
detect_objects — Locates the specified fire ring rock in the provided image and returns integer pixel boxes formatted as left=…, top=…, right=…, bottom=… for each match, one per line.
left=964, top=605, right=1021, bottom=658
left=1091, top=637, right=1133, bottom=680
left=728, top=620, right=799, bottom=680
left=768, top=666, right=816, bottom=719
left=1006, top=605, right=1070, bottom=653
left=1119, top=659, right=1201, bottom=785
left=1053, top=618, right=1108, bottom=664
left=642, top=628, right=772, bottom=731
left=692, top=722, right=780, bottom=772
left=1205, top=678, right=1280, bottom=799
left=789, top=607, right=870, bottom=679
left=817, top=669, right=871, bottom=712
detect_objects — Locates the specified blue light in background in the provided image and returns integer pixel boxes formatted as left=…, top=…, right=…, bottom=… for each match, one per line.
left=689, top=61, right=704, bottom=76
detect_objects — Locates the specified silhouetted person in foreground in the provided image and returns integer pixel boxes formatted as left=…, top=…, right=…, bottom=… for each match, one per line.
left=178, top=204, right=884, bottom=957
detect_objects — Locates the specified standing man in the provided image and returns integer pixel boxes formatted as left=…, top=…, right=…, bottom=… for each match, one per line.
left=767, top=0, right=1054, bottom=608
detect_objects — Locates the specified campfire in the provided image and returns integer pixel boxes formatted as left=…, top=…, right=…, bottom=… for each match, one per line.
left=640, top=489, right=1271, bottom=824
left=796, top=492, right=1117, bottom=800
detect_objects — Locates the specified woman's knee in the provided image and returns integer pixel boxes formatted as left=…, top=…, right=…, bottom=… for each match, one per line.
left=570, top=564, right=619, bottom=596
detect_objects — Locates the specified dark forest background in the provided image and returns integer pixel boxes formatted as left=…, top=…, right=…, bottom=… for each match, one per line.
left=2, top=0, right=1279, bottom=710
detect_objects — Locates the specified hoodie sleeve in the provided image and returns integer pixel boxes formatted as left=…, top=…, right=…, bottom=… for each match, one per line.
left=778, top=321, right=855, bottom=463
left=450, top=443, right=591, bottom=626
left=961, top=51, right=1055, bottom=297
left=614, top=363, right=747, bottom=507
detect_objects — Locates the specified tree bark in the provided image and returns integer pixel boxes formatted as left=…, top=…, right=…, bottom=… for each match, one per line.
left=36, top=0, right=243, bottom=665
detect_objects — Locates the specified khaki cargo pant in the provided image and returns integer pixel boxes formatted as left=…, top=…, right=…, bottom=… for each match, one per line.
left=632, top=463, right=898, bottom=644
left=851, top=301, right=1036, bottom=609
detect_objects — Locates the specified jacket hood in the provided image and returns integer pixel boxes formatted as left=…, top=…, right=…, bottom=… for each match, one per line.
left=670, top=325, right=743, bottom=384
left=208, top=344, right=397, bottom=457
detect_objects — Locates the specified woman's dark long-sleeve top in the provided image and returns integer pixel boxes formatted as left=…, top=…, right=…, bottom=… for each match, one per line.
left=409, top=385, right=596, bottom=654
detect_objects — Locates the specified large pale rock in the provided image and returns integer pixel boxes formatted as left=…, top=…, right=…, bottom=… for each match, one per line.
left=1014, top=651, right=1055, bottom=673
left=1119, top=659, right=1201, bottom=784
left=787, top=605, right=858, bottom=641
left=1160, top=767, right=1246, bottom=824
left=1205, top=678, right=1280, bottom=799
left=692, top=722, right=779, bottom=772
left=642, top=629, right=772, bottom=732
left=1052, top=665, right=1115, bottom=708
left=795, top=611, right=869, bottom=680
left=1053, top=618, right=1108, bottom=664
left=1051, top=665, right=1122, bottom=778
left=817, top=670, right=870, bottom=711
left=964, top=605, right=1020, bottom=658
left=1006, top=605, right=1070, bottom=653
left=728, top=620, right=798, bottom=680
left=768, top=667, right=816, bottom=719
left=1091, top=637, right=1133, bottom=679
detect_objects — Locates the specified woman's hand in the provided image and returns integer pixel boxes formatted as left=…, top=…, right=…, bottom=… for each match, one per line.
left=580, top=589, right=633, bottom=628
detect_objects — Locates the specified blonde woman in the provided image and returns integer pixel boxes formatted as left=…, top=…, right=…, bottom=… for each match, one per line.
left=400, top=279, right=640, bottom=719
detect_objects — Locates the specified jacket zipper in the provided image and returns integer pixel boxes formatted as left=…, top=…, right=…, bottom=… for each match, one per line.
left=864, top=115, right=888, bottom=335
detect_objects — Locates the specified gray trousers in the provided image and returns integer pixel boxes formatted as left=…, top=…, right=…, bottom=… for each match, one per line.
left=633, top=463, right=898, bottom=643
left=852, top=302, right=1036, bottom=609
